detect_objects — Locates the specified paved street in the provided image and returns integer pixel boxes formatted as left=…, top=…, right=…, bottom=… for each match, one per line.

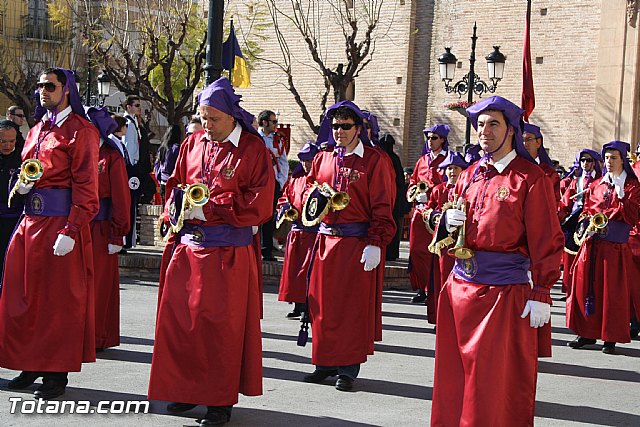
left=0, top=276, right=639, bottom=426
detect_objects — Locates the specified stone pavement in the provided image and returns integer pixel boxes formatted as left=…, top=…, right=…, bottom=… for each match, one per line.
left=0, top=257, right=639, bottom=425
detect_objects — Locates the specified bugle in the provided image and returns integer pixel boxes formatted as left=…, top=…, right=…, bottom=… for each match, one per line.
left=447, top=199, right=474, bottom=260
left=8, top=158, right=44, bottom=207
left=407, top=181, right=431, bottom=202
left=320, top=182, right=350, bottom=211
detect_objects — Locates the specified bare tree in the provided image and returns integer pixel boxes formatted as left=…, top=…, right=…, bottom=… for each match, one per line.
left=256, top=0, right=396, bottom=134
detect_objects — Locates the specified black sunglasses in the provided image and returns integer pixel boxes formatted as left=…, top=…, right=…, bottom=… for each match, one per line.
left=331, top=123, right=356, bottom=131
left=270, top=119, right=278, bottom=124
left=427, top=135, right=441, bottom=141
left=36, top=82, right=62, bottom=92
left=580, top=158, right=594, bottom=163
left=10, top=113, right=25, bottom=118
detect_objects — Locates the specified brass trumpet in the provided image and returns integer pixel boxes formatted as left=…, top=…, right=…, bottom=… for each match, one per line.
left=586, top=212, right=608, bottom=233
left=447, top=199, right=474, bottom=260
left=320, top=182, right=350, bottom=211
left=8, top=158, right=44, bottom=207
left=172, top=182, right=211, bottom=233
left=407, top=181, right=430, bottom=202
left=284, top=207, right=299, bottom=221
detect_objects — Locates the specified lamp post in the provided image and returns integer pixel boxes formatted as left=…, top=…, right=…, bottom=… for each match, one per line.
left=204, top=0, right=224, bottom=85
left=96, top=71, right=111, bottom=107
left=438, top=22, right=506, bottom=147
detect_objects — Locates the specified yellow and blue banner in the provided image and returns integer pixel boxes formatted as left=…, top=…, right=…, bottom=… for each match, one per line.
left=222, top=22, right=251, bottom=88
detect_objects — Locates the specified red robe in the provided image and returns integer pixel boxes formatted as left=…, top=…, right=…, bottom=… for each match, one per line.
left=408, top=153, right=443, bottom=292
left=566, top=174, right=640, bottom=343
left=148, top=129, right=275, bottom=406
left=431, top=155, right=563, bottom=427
left=424, top=182, right=455, bottom=324
left=0, top=113, right=100, bottom=372
left=277, top=174, right=313, bottom=303
left=540, top=162, right=561, bottom=204
left=306, top=146, right=396, bottom=367
left=560, top=175, right=574, bottom=198
left=630, top=162, right=640, bottom=319
left=92, top=145, right=131, bottom=349
left=558, top=174, right=600, bottom=294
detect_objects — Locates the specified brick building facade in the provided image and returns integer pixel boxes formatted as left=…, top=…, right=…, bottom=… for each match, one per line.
left=231, top=0, right=640, bottom=169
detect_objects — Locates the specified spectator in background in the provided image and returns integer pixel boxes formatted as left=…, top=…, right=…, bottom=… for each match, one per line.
left=379, top=133, right=405, bottom=261
left=122, top=96, right=142, bottom=249
left=155, top=124, right=183, bottom=203
left=0, top=121, right=24, bottom=278
left=186, top=116, right=203, bottom=136
left=5, top=106, right=26, bottom=152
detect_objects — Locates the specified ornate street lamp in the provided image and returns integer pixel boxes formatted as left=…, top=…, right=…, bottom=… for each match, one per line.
left=97, top=71, right=111, bottom=106
left=438, top=22, right=507, bottom=146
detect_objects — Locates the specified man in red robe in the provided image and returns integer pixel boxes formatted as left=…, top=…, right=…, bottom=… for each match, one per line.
left=567, top=141, right=640, bottom=354
left=301, top=101, right=395, bottom=392
left=148, top=77, right=274, bottom=427
left=523, top=123, right=561, bottom=203
left=85, top=107, right=131, bottom=350
left=277, top=141, right=319, bottom=318
left=430, top=96, right=564, bottom=427
left=0, top=68, right=99, bottom=399
left=407, top=125, right=446, bottom=303
left=630, top=156, right=640, bottom=338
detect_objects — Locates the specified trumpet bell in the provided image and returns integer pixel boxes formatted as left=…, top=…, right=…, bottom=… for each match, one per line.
left=186, top=183, right=210, bottom=206
left=22, top=159, right=44, bottom=181
left=591, top=212, right=608, bottom=229
left=330, top=192, right=350, bottom=211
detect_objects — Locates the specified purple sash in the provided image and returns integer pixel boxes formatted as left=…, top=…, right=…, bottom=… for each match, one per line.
left=453, top=250, right=531, bottom=285
left=178, top=223, right=253, bottom=247
left=594, top=220, right=632, bottom=244
left=93, top=198, right=112, bottom=221
left=24, top=189, right=71, bottom=217
left=291, top=221, right=319, bottom=233
left=318, top=222, right=369, bottom=237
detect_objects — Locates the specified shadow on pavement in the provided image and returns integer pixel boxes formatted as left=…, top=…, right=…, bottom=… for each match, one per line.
left=538, top=360, right=640, bottom=383
left=535, top=401, right=640, bottom=426
left=382, top=310, right=428, bottom=321
left=120, top=336, right=155, bottom=346
left=374, top=343, right=434, bottom=358
left=97, top=349, right=152, bottom=364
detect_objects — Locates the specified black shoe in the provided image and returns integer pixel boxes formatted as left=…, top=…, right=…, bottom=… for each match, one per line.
left=567, top=336, right=597, bottom=349
left=166, top=402, right=197, bottom=413
left=7, top=371, right=40, bottom=390
left=286, top=309, right=302, bottom=319
left=33, top=380, right=66, bottom=400
left=602, top=342, right=616, bottom=354
left=411, top=290, right=427, bottom=303
left=335, top=375, right=354, bottom=392
left=262, top=256, right=277, bottom=262
left=200, top=406, right=231, bottom=427
left=118, top=249, right=128, bottom=255
left=303, top=369, right=339, bottom=383
left=631, top=327, right=640, bottom=339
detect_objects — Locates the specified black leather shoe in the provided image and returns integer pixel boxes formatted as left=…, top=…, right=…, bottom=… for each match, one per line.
left=33, top=381, right=66, bottom=400
left=303, top=369, right=339, bottom=383
left=411, top=290, right=427, bottom=303
left=335, top=375, right=354, bottom=392
left=568, top=336, right=597, bottom=349
left=602, top=342, right=616, bottom=354
left=286, top=309, right=302, bottom=319
left=200, top=406, right=231, bottom=427
left=166, top=402, right=197, bottom=413
left=7, top=371, right=40, bottom=390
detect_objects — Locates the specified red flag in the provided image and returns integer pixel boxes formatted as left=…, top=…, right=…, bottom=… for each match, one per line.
left=521, top=0, right=535, bottom=121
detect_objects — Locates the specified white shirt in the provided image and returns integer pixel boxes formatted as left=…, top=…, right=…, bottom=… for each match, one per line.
left=344, top=141, right=364, bottom=158
left=223, top=122, right=242, bottom=147
left=123, top=114, right=140, bottom=165
left=488, top=149, right=517, bottom=173
left=42, top=105, right=72, bottom=127
left=601, top=170, right=627, bottom=199
left=258, top=128, right=288, bottom=188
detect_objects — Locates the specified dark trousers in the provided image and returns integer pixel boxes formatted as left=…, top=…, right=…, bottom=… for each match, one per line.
left=124, top=192, right=138, bottom=249
left=386, top=212, right=404, bottom=261
left=317, top=364, right=360, bottom=380
left=0, top=216, right=20, bottom=279
left=260, top=182, right=280, bottom=257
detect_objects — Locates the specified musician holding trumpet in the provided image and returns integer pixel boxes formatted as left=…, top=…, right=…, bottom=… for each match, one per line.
left=566, top=141, right=640, bottom=355
left=148, top=78, right=275, bottom=427
left=429, top=97, right=564, bottom=427
left=300, top=101, right=395, bottom=392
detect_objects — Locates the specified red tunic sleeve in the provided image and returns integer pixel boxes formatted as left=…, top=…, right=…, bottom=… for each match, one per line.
left=107, top=150, right=132, bottom=243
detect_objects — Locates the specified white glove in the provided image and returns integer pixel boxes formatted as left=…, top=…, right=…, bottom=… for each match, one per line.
left=415, top=193, right=428, bottom=203
left=520, top=300, right=551, bottom=328
left=108, top=244, right=123, bottom=255
left=184, top=205, right=206, bottom=221
left=360, top=245, right=381, bottom=272
left=53, top=234, right=75, bottom=256
left=16, top=181, right=34, bottom=195
left=252, top=226, right=259, bottom=235
left=445, top=208, right=466, bottom=232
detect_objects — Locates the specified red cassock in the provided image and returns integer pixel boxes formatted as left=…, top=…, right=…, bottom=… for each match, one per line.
left=0, top=114, right=99, bottom=372
left=92, top=145, right=131, bottom=349
left=424, top=182, right=455, bottom=324
left=540, top=162, right=561, bottom=204
left=431, top=156, right=563, bottom=427
left=566, top=175, right=640, bottom=343
left=148, top=129, right=275, bottom=406
left=306, top=146, right=396, bottom=367
left=558, top=175, right=600, bottom=294
left=560, top=175, right=574, bottom=198
left=630, top=162, right=640, bottom=319
left=408, top=153, right=443, bottom=292
left=277, top=174, right=313, bottom=303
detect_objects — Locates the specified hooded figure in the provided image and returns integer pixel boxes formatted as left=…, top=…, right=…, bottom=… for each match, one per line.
left=523, top=123, right=560, bottom=202
left=315, top=100, right=371, bottom=148
left=421, top=124, right=450, bottom=156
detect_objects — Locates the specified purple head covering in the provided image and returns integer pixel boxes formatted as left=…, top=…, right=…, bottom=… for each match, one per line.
left=422, top=124, right=450, bottom=155
left=464, top=143, right=483, bottom=164
left=601, top=140, right=636, bottom=179
left=438, top=151, right=469, bottom=170
left=34, top=68, right=88, bottom=125
left=315, top=100, right=371, bottom=148
left=196, top=77, right=259, bottom=138
left=523, top=123, right=553, bottom=167
left=576, top=148, right=603, bottom=177
left=466, top=96, right=535, bottom=164
left=292, top=141, right=320, bottom=177
left=84, top=106, right=121, bottom=155
left=361, top=110, right=380, bottom=146
left=563, top=155, right=581, bottom=179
